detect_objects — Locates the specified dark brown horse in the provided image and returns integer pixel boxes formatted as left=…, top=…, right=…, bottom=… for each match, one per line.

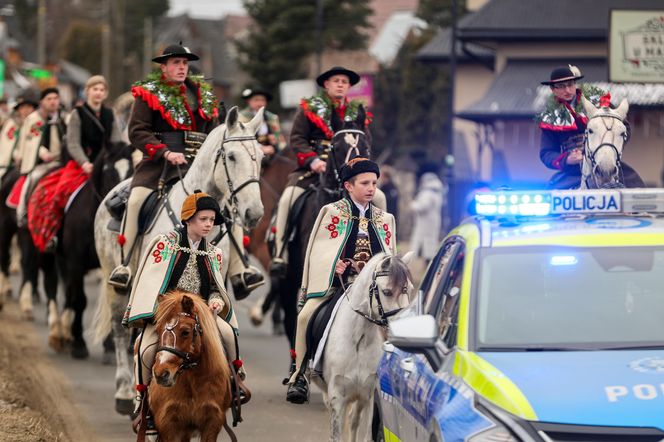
left=148, top=290, right=233, bottom=442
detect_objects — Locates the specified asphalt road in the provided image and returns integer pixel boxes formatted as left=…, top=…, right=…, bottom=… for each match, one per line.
left=8, top=270, right=331, bottom=441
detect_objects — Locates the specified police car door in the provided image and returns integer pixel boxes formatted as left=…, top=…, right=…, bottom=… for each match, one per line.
left=393, top=239, right=464, bottom=441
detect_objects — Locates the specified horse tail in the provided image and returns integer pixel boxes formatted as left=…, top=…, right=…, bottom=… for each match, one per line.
left=92, top=277, right=114, bottom=344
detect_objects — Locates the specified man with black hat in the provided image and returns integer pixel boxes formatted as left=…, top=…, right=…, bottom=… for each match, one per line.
left=109, top=44, right=219, bottom=287
left=239, top=86, right=286, bottom=157
left=286, top=157, right=395, bottom=404
left=11, top=88, right=65, bottom=226
left=0, top=91, right=38, bottom=181
left=537, top=65, right=608, bottom=188
left=271, top=66, right=369, bottom=276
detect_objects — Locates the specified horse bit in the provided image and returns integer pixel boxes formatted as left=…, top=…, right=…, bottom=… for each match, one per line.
left=583, top=112, right=628, bottom=188
left=156, top=312, right=203, bottom=373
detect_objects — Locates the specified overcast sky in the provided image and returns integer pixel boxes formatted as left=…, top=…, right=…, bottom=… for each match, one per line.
left=168, top=0, right=245, bottom=18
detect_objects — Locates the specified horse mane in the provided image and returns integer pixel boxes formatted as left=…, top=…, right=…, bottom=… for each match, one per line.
left=154, top=290, right=230, bottom=375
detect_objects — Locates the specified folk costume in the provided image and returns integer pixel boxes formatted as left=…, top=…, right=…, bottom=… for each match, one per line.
left=286, top=158, right=396, bottom=404
left=9, top=88, right=66, bottom=226
left=272, top=66, right=370, bottom=275
left=28, top=80, right=123, bottom=252
left=0, top=116, right=22, bottom=181
left=109, top=44, right=218, bottom=288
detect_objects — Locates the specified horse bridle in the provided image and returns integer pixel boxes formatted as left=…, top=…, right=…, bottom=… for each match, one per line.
left=213, top=130, right=262, bottom=219
left=345, top=257, right=405, bottom=328
left=156, top=312, right=203, bottom=373
left=327, top=128, right=369, bottom=191
left=583, top=113, right=627, bottom=188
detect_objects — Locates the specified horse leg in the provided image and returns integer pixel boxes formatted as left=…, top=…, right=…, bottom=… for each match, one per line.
left=17, top=230, right=37, bottom=320
left=0, top=216, right=16, bottom=304
left=327, top=387, right=347, bottom=442
left=102, top=332, right=115, bottom=365
left=111, top=290, right=135, bottom=415
left=63, top=267, right=89, bottom=359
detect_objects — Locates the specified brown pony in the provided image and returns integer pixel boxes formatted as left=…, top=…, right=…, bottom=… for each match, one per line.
left=149, top=290, right=232, bottom=442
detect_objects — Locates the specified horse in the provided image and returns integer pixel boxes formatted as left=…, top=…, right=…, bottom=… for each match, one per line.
left=0, top=167, right=21, bottom=310
left=50, top=143, right=134, bottom=359
left=580, top=96, right=645, bottom=189
left=280, top=106, right=372, bottom=357
left=93, top=106, right=265, bottom=415
left=311, top=253, right=414, bottom=442
left=147, top=290, right=232, bottom=442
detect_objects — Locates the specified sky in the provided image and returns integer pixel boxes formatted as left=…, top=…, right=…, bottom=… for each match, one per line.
left=168, top=0, right=246, bottom=19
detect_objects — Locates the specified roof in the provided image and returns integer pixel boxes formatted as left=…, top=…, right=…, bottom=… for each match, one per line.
left=417, top=27, right=495, bottom=63
left=457, top=59, right=664, bottom=122
left=458, top=0, right=664, bottom=41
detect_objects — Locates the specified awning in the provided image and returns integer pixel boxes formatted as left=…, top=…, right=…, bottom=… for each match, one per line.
left=457, top=59, right=664, bottom=122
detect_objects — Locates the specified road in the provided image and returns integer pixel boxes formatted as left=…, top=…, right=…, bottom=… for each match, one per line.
left=7, top=269, right=330, bottom=441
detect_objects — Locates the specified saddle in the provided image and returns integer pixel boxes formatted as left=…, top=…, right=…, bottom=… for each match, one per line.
left=303, top=287, right=346, bottom=379
left=283, top=186, right=315, bottom=247
left=105, top=181, right=177, bottom=234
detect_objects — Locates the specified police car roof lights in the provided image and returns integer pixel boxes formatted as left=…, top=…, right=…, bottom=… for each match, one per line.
left=475, top=188, right=664, bottom=217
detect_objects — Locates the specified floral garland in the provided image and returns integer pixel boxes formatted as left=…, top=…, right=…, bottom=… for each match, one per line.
left=536, top=84, right=606, bottom=129
left=301, top=93, right=371, bottom=139
left=132, top=71, right=219, bottom=130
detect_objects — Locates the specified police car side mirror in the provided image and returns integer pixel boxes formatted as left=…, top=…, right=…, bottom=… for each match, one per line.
left=388, top=315, right=443, bottom=371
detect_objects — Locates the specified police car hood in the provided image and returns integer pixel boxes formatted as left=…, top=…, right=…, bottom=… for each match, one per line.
left=477, top=350, right=664, bottom=429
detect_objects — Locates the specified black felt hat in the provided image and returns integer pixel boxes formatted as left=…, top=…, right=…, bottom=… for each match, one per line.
left=14, top=91, right=39, bottom=110
left=341, top=158, right=380, bottom=183
left=241, top=87, right=273, bottom=101
left=152, top=44, right=200, bottom=63
left=541, top=65, right=584, bottom=86
left=316, top=66, right=360, bottom=87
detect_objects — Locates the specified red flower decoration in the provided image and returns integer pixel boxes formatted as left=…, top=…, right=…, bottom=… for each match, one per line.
left=327, top=224, right=336, bottom=231
left=35, top=121, right=43, bottom=127
left=7, top=127, right=15, bottom=140
left=153, top=250, right=160, bottom=257
left=155, top=256, right=162, bottom=263
left=216, top=253, right=222, bottom=262
left=385, top=238, right=390, bottom=246
left=383, top=223, right=389, bottom=231
left=157, top=242, right=164, bottom=250
left=331, top=231, right=339, bottom=238
left=386, top=231, right=391, bottom=238
left=331, top=216, right=339, bottom=224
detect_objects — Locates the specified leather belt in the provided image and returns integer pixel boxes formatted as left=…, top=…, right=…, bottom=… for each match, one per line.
left=156, top=131, right=207, bottom=161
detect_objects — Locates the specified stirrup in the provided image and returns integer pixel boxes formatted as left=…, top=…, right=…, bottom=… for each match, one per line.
left=286, top=374, right=309, bottom=405
left=109, top=265, right=132, bottom=290
left=269, top=257, right=287, bottom=277
left=230, top=266, right=265, bottom=300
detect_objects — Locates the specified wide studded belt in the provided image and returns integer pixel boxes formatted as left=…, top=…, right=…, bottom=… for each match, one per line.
left=157, top=131, right=207, bottom=161
left=352, top=234, right=372, bottom=273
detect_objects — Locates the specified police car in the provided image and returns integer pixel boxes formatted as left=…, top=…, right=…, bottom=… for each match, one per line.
left=374, top=188, right=664, bottom=442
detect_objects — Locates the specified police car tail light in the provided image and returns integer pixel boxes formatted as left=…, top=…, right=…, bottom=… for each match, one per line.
left=475, top=188, right=664, bottom=217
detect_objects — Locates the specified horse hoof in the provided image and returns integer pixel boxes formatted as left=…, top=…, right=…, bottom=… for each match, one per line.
left=71, top=341, right=89, bottom=359
left=249, top=304, right=264, bottom=326
left=48, top=335, right=65, bottom=352
left=115, top=398, right=135, bottom=416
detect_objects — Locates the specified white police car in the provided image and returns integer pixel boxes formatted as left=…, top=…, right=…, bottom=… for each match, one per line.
left=374, top=188, right=664, bottom=442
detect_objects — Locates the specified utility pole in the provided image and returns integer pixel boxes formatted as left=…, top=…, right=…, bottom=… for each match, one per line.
left=143, top=16, right=153, bottom=77
left=314, top=0, right=324, bottom=76
left=36, top=0, right=46, bottom=65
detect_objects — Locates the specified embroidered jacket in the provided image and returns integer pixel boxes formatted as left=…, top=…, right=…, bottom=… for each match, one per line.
left=301, top=197, right=396, bottom=300
left=123, top=229, right=235, bottom=329
left=0, top=117, right=20, bottom=179
left=15, top=110, right=65, bottom=174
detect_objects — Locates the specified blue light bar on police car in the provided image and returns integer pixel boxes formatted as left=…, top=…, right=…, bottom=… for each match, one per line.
left=474, top=189, right=664, bottom=217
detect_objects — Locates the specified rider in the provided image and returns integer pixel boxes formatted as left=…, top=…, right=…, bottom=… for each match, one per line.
left=270, top=66, right=368, bottom=276
left=0, top=92, right=38, bottom=182
left=239, top=86, right=286, bottom=157
left=124, top=191, right=246, bottom=435
left=109, top=44, right=263, bottom=296
left=27, top=75, right=123, bottom=252
left=286, top=157, right=396, bottom=404
left=11, top=88, right=65, bottom=226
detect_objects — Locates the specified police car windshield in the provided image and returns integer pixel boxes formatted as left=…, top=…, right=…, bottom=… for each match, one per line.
left=474, top=246, right=664, bottom=351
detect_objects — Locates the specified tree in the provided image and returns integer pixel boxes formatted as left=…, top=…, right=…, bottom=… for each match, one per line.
left=58, top=21, right=102, bottom=74
left=237, top=0, right=372, bottom=106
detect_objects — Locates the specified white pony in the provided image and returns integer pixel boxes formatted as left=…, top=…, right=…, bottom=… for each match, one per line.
left=580, top=96, right=644, bottom=189
left=93, top=107, right=265, bottom=414
left=312, top=252, right=414, bottom=442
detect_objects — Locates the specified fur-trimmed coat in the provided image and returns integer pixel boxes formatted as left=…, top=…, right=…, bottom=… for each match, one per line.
left=123, top=230, right=235, bottom=329
left=301, top=197, right=396, bottom=300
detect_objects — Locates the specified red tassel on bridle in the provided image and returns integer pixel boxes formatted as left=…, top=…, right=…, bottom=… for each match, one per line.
left=599, top=93, right=611, bottom=108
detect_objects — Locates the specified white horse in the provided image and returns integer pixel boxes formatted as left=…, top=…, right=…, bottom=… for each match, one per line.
left=580, top=96, right=644, bottom=189
left=92, top=107, right=265, bottom=414
left=312, top=252, right=414, bottom=442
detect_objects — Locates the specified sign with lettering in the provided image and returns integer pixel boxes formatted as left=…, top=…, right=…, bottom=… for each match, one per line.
left=610, top=10, right=664, bottom=83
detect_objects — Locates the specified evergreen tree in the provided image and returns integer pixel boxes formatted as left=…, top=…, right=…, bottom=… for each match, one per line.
left=237, top=0, right=372, bottom=106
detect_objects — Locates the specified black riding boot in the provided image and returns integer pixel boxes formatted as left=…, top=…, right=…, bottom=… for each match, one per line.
left=286, top=374, right=309, bottom=404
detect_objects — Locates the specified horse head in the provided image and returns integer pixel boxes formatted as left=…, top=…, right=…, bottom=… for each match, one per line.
left=325, top=104, right=371, bottom=191
left=206, top=107, right=265, bottom=228
left=581, top=96, right=629, bottom=188
left=93, top=142, right=134, bottom=196
left=352, top=252, right=415, bottom=327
